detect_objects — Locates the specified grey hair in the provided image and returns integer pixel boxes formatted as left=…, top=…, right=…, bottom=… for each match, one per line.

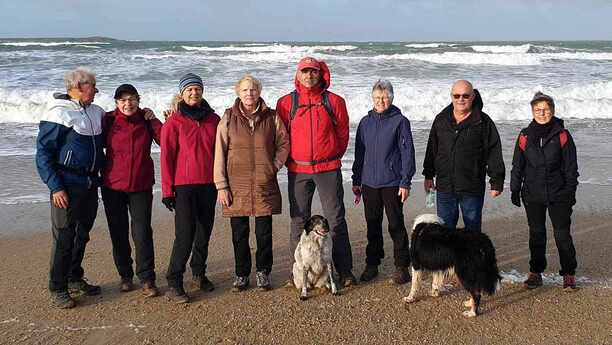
left=234, top=74, right=262, bottom=95
left=64, top=67, right=96, bottom=91
left=372, top=79, right=394, bottom=102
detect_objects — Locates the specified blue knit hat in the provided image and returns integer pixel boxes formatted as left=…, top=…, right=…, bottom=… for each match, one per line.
left=179, top=73, right=203, bottom=94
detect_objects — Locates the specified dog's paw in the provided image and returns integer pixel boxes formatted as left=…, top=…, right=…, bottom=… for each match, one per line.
left=402, top=296, right=417, bottom=304
left=430, top=289, right=440, bottom=297
left=462, top=310, right=477, bottom=318
left=463, top=299, right=474, bottom=308
left=299, top=295, right=309, bottom=301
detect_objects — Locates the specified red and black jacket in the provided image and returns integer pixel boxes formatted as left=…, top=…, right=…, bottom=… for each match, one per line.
left=275, top=61, right=349, bottom=174
left=510, top=117, right=579, bottom=205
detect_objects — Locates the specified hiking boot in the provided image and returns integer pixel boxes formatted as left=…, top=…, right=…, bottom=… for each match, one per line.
left=51, top=290, right=76, bottom=309
left=198, top=275, right=215, bottom=292
left=256, top=271, right=272, bottom=291
left=119, top=278, right=134, bottom=293
left=523, top=272, right=543, bottom=289
left=68, top=278, right=101, bottom=296
left=392, top=266, right=411, bottom=285
left=165, top=286, right=190, bottom=304
left=360, top=265, right=379, bottom=282
left=563, top=275, right=578, bottom=292
left=141, top=281, right=160, bottom=298
left=339, top=271, right=357, bottom=287
left=231, top=276, right=250, bottom=292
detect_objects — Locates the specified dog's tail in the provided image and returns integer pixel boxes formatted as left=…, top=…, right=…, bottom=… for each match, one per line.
left=479, top=234, right=502, bottom=295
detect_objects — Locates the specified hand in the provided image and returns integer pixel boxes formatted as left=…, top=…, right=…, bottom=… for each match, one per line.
left=52, top=190, right=69, bottom=209
left=162, top=197, right=176, bottom=212
left=352, top=186, right=362, bottom=205
left=163, top=109, right=172, bottom=120
left=511, top=191, right=521, bottom=207
left=143, top=107, right=156, bottom=120
left=424, top=179, right=435, bottom=193
left=398, top=187, right=410, bottom=203
left=218, top=189, right=233, bottom=207
left=490, top=190, right=502, bottom=198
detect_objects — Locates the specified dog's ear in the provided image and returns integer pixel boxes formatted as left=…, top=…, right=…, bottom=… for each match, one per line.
left=304, top=217, right=314, bottom=234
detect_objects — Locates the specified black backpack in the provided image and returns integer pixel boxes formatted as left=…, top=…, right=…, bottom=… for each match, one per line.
left=289, top=90, right=337, bottom=126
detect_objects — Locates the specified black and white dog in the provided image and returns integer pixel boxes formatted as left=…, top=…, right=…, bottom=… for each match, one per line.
left=292, top=215, right=339, bottom=300
left=403, top=214, right=501, bottom=317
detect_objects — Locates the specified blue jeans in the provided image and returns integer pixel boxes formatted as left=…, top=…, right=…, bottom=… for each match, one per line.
left=436, top=191, right=485, bottom=232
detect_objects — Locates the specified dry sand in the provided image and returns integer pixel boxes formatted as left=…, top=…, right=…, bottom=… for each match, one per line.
left=0, top=185, right=611, bottom=345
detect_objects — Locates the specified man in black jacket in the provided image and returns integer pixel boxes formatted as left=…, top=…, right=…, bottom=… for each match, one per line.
left=423, top=80, right=505, bottom=232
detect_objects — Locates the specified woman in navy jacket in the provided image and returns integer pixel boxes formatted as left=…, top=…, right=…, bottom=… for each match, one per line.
left=510, top=92, right=579, bottom=291
left=351, top=80, right=416, bottom=284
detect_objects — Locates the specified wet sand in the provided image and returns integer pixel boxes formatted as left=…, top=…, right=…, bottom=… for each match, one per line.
left=0, top=185, right=611, bottom=345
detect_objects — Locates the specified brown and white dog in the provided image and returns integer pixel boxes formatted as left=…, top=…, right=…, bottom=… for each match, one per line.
left=292, top=215, right=339, bottom=300
left=403, top=214, right=501, bottom=317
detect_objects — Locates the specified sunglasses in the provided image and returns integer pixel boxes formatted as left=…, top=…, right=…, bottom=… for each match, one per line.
left=452, top=93, right=472, bottom=100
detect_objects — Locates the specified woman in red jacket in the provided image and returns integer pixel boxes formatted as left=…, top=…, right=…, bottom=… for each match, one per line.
left=161, top=73, right=220, bottom=303
left=102, top=84, right=162, bottom=298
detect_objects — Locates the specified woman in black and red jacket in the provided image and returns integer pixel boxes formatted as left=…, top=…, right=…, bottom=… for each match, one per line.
left=102, top=84, right=162, bottom=298
left=160, top=73, right=220, bottom=303
left=510, top=92, right=579, bottom=291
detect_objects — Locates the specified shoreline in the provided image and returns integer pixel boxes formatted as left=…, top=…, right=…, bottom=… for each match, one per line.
left=1, top=185, right=611, bottom=344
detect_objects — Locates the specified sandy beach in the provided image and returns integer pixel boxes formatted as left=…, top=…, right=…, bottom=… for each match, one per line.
left=0, top=183, right=611, bottom=345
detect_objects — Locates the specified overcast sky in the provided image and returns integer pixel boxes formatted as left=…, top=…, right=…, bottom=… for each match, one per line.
left=1, top=0, right=611, bottom=41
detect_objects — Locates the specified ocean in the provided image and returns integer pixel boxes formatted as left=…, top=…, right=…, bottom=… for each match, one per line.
left=1, top=38, right=612, bottom=206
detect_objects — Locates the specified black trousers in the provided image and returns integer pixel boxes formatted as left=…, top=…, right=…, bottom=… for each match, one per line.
left=524, top=201, right=577, bottom=276
left=101, top=187, right=155, bottom=283
left=166, top=184, right=217, bottom=288
left=288, top=170, right=353, bottom=273
left=230, top=216, right=273, bottom=277
left=362, top=185, right=411, bottom=267
left=49, top=186, right=98, bottom=292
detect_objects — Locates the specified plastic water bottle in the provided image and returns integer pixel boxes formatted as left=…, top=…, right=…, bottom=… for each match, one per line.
left=426, top=190, right=436, bottom=208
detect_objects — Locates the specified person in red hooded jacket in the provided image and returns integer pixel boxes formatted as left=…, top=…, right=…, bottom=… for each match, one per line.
left=276, top=57, right=355, bottom=287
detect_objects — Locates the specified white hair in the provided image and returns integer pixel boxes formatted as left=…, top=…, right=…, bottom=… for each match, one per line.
left=372, top=79, right=394, bottom=102
left=412, top=214, right=445, bottom=230
left=64, top=67, right=96, bottom=91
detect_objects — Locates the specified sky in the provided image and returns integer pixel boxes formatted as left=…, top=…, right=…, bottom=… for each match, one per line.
left=1, top=0, right=611, bottom=41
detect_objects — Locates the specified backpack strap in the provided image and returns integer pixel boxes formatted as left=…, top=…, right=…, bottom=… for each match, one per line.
left=518, top=132, right=528, bottom=152
left=289, top=90, right=336, bottom=126
left=559, top=129, right=568, bottom=148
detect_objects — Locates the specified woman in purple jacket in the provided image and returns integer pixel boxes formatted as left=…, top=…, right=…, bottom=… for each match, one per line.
left=351, top=80, right=416, bottom=285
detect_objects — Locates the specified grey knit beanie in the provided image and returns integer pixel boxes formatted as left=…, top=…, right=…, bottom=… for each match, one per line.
left=179, top=73, right=203, bottom=94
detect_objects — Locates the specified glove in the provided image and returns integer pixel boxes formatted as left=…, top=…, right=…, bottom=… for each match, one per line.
left=162, top=197, right=176, bottom=211
left=511, top=192, right=521, bottom=208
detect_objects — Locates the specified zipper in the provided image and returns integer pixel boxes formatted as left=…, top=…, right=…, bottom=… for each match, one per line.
left=374, top=115, right=380, bottom=182
left=82, top=106, right=97, bottom=173
left=309, top=98, right=315, bottom=163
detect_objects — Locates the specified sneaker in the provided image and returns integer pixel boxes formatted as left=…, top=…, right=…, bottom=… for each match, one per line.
left=198, top=276, right=215, bottom=292
left=256, top=271, right=271, bottom=291
left=51, top=290, right=76, bottom=309
left=68, top=278, right=101, bottom=296
left=523, top=272, right=543, bottom=289
left=563, top=275, right=578, bottom=292
left=119, top=278, right=134, bottom=293
left=360, top=265, right=379, bottom=282
left=392, top=266, right=411, bottom=285
left=231, top=276, right=250, bottom=292
left=283, top=277, right=295, bottom=288
left=141, top=281, right=160, bottom=298
left=339, top=271, right=357, bottom=287
left=165, top=286, right=190, bottom=304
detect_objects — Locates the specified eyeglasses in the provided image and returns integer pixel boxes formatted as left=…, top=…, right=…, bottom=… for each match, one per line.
left=452, top=94, right=472, bottom=100
left=533, top=108, right=552, bottom=114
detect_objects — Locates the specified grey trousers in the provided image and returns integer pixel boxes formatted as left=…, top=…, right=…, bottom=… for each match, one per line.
left=288, top=169, right=353, bottom=273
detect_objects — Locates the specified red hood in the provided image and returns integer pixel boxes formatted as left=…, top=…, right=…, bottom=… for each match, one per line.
left=293, top=60, right=331, bottom=95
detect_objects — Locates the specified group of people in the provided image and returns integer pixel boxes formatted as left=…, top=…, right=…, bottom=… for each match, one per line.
left=35, top=56, right=579, bottom=309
